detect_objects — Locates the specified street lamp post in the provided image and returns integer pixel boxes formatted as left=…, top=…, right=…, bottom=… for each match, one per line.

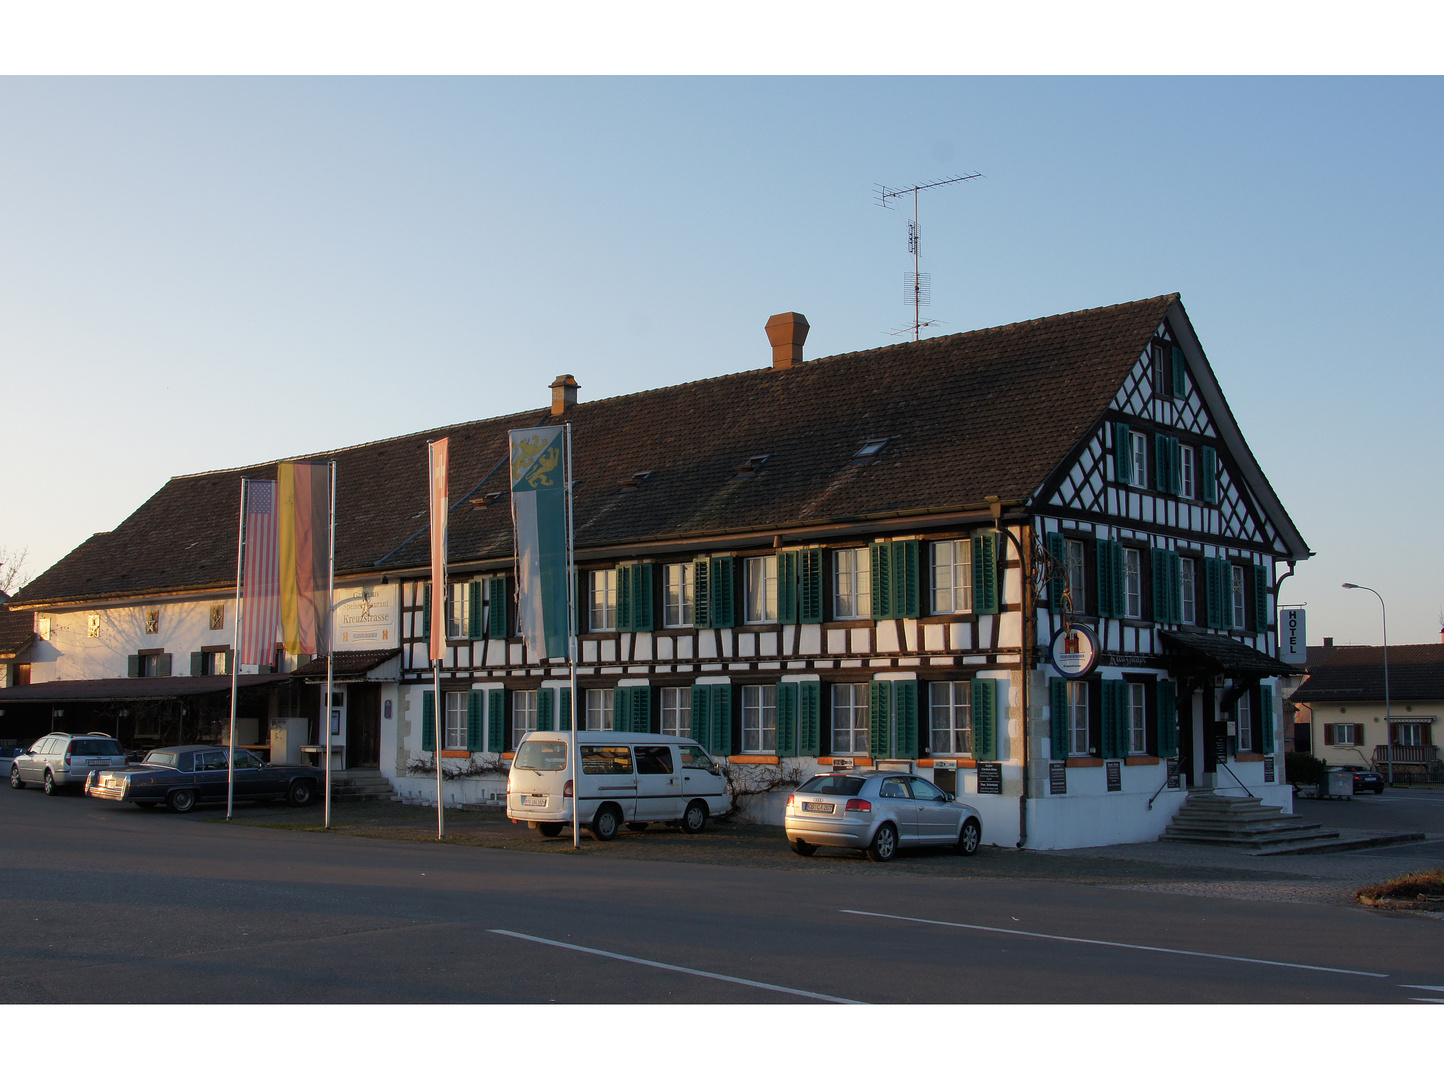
left=1342, top=583, right=1392, bottom=787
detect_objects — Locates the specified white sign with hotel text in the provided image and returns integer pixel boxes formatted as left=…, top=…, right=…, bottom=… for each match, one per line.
left=1280, top=607, right=1306, bottom=666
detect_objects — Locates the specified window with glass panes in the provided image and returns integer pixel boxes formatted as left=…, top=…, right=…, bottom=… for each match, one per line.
left=1069, top=681, right=1090, bottom=755
left=1236, top=690, right=1252, bottom=752
left=1180, top=558, right=1197, bottom=624
left=1130, top=431, right=1148, bottom=488
left=1180, top=445, right=1196, bottom=499
left=931, top=539, right=972, bottom=613
left=512, top=689, right=537, bottom=745
left=833, top=548, right=871, bottom=619
left=447, top=582, right=470, bottom=639
left=744, top=556, right=778, bottom=623
left=444, top=691, right=467, bottom=750
left=660, top=686, right=690, bottom=737
left=663, top=564, right=692, bottom=627
left=831, top=682, right=869, bottom=754
left=929, top=681, right=972, bottom=756
left=1065, top=539, right=1087, bottom=613
left=742, top=684, right=777, bottom=753
left=1128, top=682, right=1147, bottom=755
left=1231, top=565, right=1247, bottom=629
left=585, top=688, right=615, bottom=731
left=1123, top=548, right=1142, bottom=618
left=589, top=570, right=617, bottom=631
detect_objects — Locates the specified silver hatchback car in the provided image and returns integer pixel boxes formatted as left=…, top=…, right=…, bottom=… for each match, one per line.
left=11, top=732, right=127, bottom=795
left=785, top=770, right=982, bottom=862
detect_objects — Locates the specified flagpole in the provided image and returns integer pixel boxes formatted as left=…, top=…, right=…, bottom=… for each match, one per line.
left=429, top=438, right=448, bottom=842
left=227, top=478, right=247, bottom=822
left=565, top=422, right=579, bottom=850
left=434, top=658, right=444, bottom=838
left=324, top=461, right=336, bottom=830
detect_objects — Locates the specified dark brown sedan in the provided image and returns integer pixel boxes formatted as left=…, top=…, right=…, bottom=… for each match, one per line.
left=85, top=745, right=326, bottom=813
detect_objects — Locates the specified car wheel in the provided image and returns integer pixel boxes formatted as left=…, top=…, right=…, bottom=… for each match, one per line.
left=168, top=788, right=197, bottom=814
left=790, top=838, right=817, bottom=857
left=867, top=821, right=899, bottom=863
left=536, top=822, right=564, bottom=838
left=590, top=804, right=621, bottom=842
left=680, top=800, right=708, bottom=834
left=626, top=822, right=648, bottom=832
left=43, top=771, right=58, bottom=796
left=287, top=780, right=315, bottom=807
left=956, top=817, right=981, bottom=856
left=10, top=765, right=23, bottom=790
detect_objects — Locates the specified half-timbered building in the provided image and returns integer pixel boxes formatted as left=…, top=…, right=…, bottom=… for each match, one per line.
left=3, top=293, right=1309, bottom=848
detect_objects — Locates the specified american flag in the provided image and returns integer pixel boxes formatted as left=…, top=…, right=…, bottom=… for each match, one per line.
left=240, top=479, right=280, bottom=668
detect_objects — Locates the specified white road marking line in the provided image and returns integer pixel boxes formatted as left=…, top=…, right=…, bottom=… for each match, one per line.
left=488, top=929, right=863, bottom=1004
left=1401, top=985, right=1444, bottom=992
left=841, top=909, right=1389, bottom=979
left=1408, top=998, right=1444, bottom=1004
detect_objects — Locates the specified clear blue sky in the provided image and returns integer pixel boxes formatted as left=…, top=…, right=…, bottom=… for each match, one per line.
left=2, top=77, right=1440, bottom=645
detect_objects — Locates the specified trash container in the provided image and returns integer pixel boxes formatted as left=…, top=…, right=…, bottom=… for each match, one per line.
left=1320, top=768, right=1354, bottom=799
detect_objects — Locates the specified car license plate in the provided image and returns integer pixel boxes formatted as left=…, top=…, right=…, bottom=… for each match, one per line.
left=522, top=795, right=546, bottom=807
left=802, top=801, right=833, bottom=813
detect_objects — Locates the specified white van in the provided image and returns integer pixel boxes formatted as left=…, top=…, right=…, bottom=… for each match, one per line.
left=506, top=731, right=730, bottom=841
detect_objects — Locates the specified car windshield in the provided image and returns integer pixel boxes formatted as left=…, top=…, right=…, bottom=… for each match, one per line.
left=142, top=751, right=179, bottom=767
left=71, top=739, right=123, bottom=756
left=797, top=775, right=866, bottom=796
left=514, top=740, right=566, bottom=771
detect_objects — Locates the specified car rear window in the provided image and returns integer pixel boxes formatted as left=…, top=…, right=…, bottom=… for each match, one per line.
left=143, top=751, right=179, bottom=767
left=514, top=740, right=567, bottom=771
left=71, top=739, right=123, bottom=756
left=797, top=775, right=865, bottom=796
left=580, top=746, right=633, bottom=775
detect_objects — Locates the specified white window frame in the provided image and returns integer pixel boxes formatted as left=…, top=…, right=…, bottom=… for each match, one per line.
left=585, top=688, right=615, bottom=731
left=830, top=682, right=869, bottom=755
left=663, top=563, right=693, bottom=628
left=832, top=548, right=872, bottom=620
left=1064, top=539, right=1086, bottom=613
left=1180, top=445, right=1196, bottom=500
left=928, top=681, right=973, bottom=757
left=589, top=569, right=617, bottom=632
left=1180, top=558, right=1197, bottom=625
left=1123, top=548, right=1142, bottom=619
left=1069, top=681, right=1090, bottom=756
left=512, top=689, right=537, bottom=745
left=444, top=691, right=467, bottom=751
left=1231, top=564, right=1247, bottom=629
left=744, top=555, right=778, bottom=624
left=742, top=684, right=777, bottom=754
left=660, top=686, right=691, bottom=737
left=930, top=539, right=972, bottom=614
left=1130, top=431, right=1148, bottom=489
left=1236, top=691, right=1253, bottom=753
left=447, top=581, right=471, bottom=640
left=1128, top=682, right=1147, bottom=756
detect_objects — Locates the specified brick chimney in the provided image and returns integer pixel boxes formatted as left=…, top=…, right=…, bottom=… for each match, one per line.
left=765, top=312, right=809, bottom=370
left=550, top=374, right=578, bottom=417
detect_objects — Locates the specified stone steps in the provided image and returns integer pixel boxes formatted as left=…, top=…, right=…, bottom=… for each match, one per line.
left=324, top=771, right=398, bottom=802
left=1163, top=794, right=1341, bottom=851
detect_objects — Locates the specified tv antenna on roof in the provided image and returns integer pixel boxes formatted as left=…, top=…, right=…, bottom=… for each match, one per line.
left=875, top=171, right=982, bottom=340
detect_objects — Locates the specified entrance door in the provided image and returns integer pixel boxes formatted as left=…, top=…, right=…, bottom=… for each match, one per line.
left=347, top=685, right=381, bottom=769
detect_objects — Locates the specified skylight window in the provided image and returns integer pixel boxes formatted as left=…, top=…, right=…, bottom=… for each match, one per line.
left=854, top=438, right=890, bottom=459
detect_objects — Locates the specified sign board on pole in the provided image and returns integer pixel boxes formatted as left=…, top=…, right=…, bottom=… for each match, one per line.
left=1280, top=607, right=1306, bottom=666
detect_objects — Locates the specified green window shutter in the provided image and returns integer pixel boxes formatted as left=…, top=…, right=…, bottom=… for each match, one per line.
left=1218, top=559, right=1234, bottom=631
left=615, top=564, right=634, bottom=631
left=870, top=542, right=892, bottom=619
left=1050, top=678, right=1069, bottom=761
left=971, top=679, right=999, bottom=762
left=633, top=562, right=654, bottom=632
left=1169, top=438, right=1183, bottom=496
left=709, top=556, right=735, bottom=628
left=800, top=548, right=825, bottom=623
left=1047, top=532, right=1066, bottom=613
left=468, top=581, right=483, bottom=639
left=487, top=688, right=505, bottom=752
left=422, top=690, right=436, bottom=752
left=971, top=530, right=999, bottom=615
left=633, top=686, right=653, bottom=734
left=1260, top=685, right=1275, bottom=754
left=1114, top=422, right=1132, bottom=484
left=157, top=653, right=173, bottom=677
left=1201, top=446, right=1218, bottom=503
left=1171, top=346, right=1187, bottom=399
left=1099, top=681, right=1119, bottom=759
left=190, top=651, right=204, bottom=677
left=127, top=654, right=140, bottom=678
left=1168, top=551, right=1183, bottom=624
left=777, top=551, right=799, bottom=625
left=709, top=685, right=732, bottom=756
left=869, top=681, right=890, bottom=759
left=690, top=683, right=710, bottom=746
left=559, top=687, right=572, bottom=732
left=537, top=687, right=554, bottom=732
left=467, top=690, right=484, bottom=751
left=1151, top=548, right=1169, bottom=624
left=692, top=558, right=710, bottom=628
left=890, top=540, right=921, bottom=618
left=1157, top=680, right=1178, bottom=758
left=895, top=680, right=919, bottom=759
left=1204, top=558, right=1220, bottom=629
left=799, top=681, right=821, bottom=756
left=776, top=682, right=798, bottom=757
left=1110, top=542, right=1125, bottom=619
left=1154, top=433, right=1170, bottom=493
left=422, top=583, right=431, bottom=636
left=488, top=576, right=508, bottom=639
left=1095, top=537, right=1114, bottom=617
left=1253, top=564, right=1268, bottom=630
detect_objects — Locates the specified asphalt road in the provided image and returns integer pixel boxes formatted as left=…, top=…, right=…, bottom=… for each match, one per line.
left=2, top=784, right=1441, bottom=1005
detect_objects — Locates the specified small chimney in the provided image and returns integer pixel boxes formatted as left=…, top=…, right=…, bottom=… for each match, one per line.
left=550, top=374, right=578, bottom=417
left=765, top=312, right=810, bottom=370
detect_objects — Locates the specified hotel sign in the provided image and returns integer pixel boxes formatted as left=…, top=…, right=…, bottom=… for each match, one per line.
left=1049, top=625, right=1100, bottom=679
left=1280, top=607, right=1306, bottom=666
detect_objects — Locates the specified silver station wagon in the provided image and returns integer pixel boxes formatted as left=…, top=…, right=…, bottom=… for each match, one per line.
left=784, top=770, right=983, bottom=862
left=10, top=732, right=127, bottom=795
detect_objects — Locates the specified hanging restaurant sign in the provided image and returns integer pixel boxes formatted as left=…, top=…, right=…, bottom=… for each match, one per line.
left=1048, top=624, right=1100, bottom=679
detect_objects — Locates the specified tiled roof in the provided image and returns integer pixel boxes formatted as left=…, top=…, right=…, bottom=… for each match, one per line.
left=293, top=648, right=400, bottom=678
left=1288, top=644, right=1444, bottom=704
left=0, top=673, right=290, bottom=703
left=17, top=295, right=1179, bottom=607
left=1160, top=630, right=1300, bottom=677
left=0, top=604, right=35, bottom=658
